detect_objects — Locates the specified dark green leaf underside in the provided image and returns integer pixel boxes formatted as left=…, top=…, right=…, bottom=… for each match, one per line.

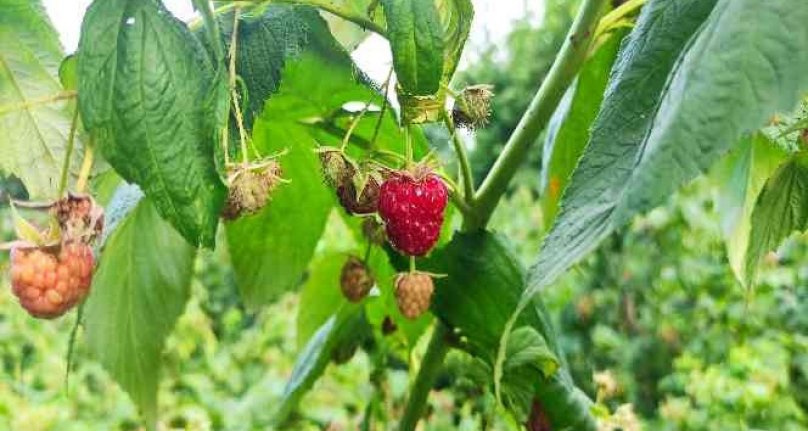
left=78, top=0, right=225, bottom=247
left=524, top=0, right=808, bottom=307
left=423, top=231, right=596, bottom=428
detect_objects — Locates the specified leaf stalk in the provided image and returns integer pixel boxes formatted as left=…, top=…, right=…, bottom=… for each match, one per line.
left=399, top=322, right=451, bottom=431
left=212, top=1, right=386, bottom=36
left=465, top=0, right=609, bottom=230
left=443, top=113, right=475, bottom=201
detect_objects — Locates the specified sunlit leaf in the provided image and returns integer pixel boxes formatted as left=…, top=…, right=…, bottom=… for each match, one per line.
left=0, top=0, right=74, bottom=198
left=711, top=133, right=788, bottom=286
left=85, top=188, right=195, bottom=430
left=746, top=154, right=808, bottom=285
left=522, top=0, right=808, bottom=312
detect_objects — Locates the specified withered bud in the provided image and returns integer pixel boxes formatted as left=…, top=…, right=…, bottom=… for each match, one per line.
left=452, top=84, right=494, bottom=130
left=222, top=160, right=283, bottom=220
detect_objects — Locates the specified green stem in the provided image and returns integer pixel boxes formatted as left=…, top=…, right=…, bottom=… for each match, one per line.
left=467, top=0, right=608, bottom=230
left=448, top=189, right=474, bottom=220
left=57, top=107, right=80, bottom=197
left=64, top=303, right=84, bottom=392
left=399, top=322, right=450, bottom=431
left=225, top=8, right=251, bottom=164
left=192, top=0, right=224, bottom=64
left=188, top=3, right=238, bottom=31
left=370, top=68, right=394, bottom=148
left=279, top=0, right=385, bottom=35
left=363, top=241, right=372, bottom=263
left=443, top=114, right=475, bottom=201
left=215, top=0, right=385, bottom=36
left=341, top=95, right=376, bottom=151
left=74, top=144, right=94, bottom=194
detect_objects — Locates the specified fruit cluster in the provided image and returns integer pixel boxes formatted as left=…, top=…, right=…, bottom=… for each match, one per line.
left=6, top=194, right=104, bottom=319
left=320, top=145, right=448, bottom=319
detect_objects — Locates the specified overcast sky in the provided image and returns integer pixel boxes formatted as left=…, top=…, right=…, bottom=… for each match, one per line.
left=43, top=0, right=542, bottom=81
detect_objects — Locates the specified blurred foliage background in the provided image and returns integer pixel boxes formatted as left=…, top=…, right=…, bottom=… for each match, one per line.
left=1, top=1, right=807, bottom=430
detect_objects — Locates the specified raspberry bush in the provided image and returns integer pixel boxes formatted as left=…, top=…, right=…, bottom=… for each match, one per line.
left=2, top=0, right=808, bottom=429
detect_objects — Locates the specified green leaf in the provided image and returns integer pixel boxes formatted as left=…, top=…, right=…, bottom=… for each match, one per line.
left=296, top=252, right=350, bottom=348
left=84, top=190, right=196, bottom=429
left=58, top=55, right=78, bottom=91
left=77, top=0, right=225, bottom=247
left=382, top=0, right=445, bottom=95
left=499, top=327, right=560, bottom=420
left=422, top=231, right=596, bottom=428
left=0, top=0, right=73, bottom=198
left=274, top=305, right=368, bottom=425
left=504, top=327, right=558, bottom=377
left=540, top=29, right=624, bottom=227
left=522, top=0, right=808, bottom=310
left=215, top=5, right=343, bottom=133
left=224, top=53, right=339, bottom=307
left=711, top=133, right=788, bottom=286
left=321, top=0, right=386, bottom=50
left=435, top=0, right=473, bottom=81
left=745, top=154, right=808, bottom=285
left=224, top=9, right=410, bottom=306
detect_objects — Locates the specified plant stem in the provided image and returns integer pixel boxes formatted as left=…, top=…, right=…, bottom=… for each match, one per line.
left=448, top=189, right=474, bottom=220
left=191, top=0, right=224, bottom=63
left=75, top=145, right=94, bottom=194
left=370, top=68, right=394, bottom=148
left=341, top=95, right=376, bottom=151
left=226, top=8, right=251, bottom=164
left=399, top=322, right=450, bottom=431
left=443, top=114, right=475, bottom=201
left=57, top=107, right=80, bottom=198
left=275, top=0, right=385, bottom=35
left=363, top=241, right=372, bottom=263
left=213, top=1, right=386, bottom=36
left=468, top=0, right=608, bottom=230
left=64, top=303, right=84, bottom=392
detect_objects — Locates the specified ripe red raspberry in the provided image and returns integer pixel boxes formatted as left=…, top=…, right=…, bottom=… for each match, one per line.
left=339, top=256, right=374, bottom=302
left=378, top=170, right=447, bottom=256
left=9, top=242, right=94, bottom=319
left=394, top=272, right=434, bottom=319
